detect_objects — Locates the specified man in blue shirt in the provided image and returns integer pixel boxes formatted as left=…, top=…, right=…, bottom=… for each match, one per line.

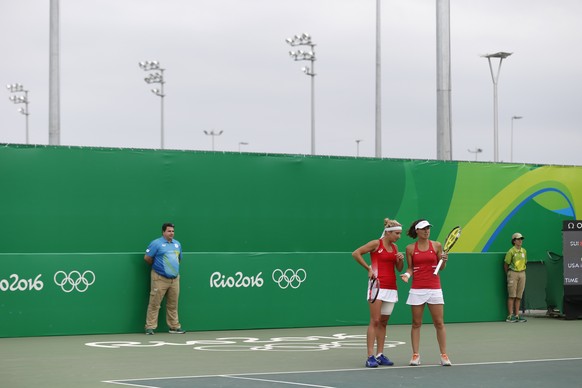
left=144, top=223, right=185, bottom=334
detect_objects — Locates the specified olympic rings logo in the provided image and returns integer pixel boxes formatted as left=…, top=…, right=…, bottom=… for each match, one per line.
left=271, top=268, right=307, bottom=289
left=54, top=270, right=96, bottom=293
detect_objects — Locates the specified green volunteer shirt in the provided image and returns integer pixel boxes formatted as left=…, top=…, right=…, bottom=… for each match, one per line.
left=505, top=246, right=527, bottom=272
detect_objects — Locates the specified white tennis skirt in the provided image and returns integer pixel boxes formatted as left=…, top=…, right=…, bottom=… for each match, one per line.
left=406, top=288, right=444, bottom=305
left=367, top=288, right=399, bottom=303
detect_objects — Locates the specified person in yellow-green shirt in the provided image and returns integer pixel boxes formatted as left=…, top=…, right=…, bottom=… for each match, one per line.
left=504, top=232, right=527, bottom=323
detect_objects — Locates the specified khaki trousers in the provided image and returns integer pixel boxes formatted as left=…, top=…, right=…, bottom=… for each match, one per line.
left=506, top=270, right=526, bottom=299
left=145, top=270, right=181, bottom=329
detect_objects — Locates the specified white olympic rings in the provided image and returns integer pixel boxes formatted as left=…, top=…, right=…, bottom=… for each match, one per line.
left=271, top=268, right=307, bottom=289
left=54, top=270, right=96, bottom=293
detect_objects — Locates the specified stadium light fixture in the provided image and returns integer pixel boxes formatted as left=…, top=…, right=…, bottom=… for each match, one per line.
left=468, top=147, right=483, bottom=161
left=139, top=60, right=166, bottom=149
left=238, top=141, right=249, bottom=152
left=286, top=33, right=316, bottom=155
left=6, top=83, right=30, bottom=144
left=204, top=130, right=223, bottom=151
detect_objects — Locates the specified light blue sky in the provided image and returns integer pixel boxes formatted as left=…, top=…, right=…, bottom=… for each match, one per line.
left=1, top=0, right=581, bottom=165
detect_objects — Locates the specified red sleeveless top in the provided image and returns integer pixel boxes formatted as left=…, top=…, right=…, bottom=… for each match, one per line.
left=370, top=239, right=398, bottom=290
left=411, top=241, right=441, bottom=289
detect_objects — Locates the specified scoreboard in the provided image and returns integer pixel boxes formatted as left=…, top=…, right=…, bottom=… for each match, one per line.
left=562, top=220, right=582, bottom=319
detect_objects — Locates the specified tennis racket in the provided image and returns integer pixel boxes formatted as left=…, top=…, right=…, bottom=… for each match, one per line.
left=368, top=277, right=380, bottom=303
left=433, top=226, right=461, bottom=275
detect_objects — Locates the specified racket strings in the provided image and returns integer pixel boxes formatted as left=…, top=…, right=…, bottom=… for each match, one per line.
left=443, top=227, right=461, bottom=252
left=368, top=278, right=380, bottom=302
left=434, top=226, right=461, bottom=275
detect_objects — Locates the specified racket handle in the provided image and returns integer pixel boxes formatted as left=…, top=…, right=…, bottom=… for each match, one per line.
left=433, top=259, right=444, bottom=275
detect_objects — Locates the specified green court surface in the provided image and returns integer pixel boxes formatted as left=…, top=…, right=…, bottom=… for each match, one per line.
left=1, top=316, right=580, bottom=387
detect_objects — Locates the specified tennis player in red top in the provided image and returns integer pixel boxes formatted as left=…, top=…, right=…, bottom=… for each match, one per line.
left=352, top=218, right=404, bottom=368
left=400, top=219, right=452, bottom=366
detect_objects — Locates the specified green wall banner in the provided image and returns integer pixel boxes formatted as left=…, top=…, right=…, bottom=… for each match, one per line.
left=1, top=145, right=581, bottom=337
left=0, top=252, right=505, bottom=338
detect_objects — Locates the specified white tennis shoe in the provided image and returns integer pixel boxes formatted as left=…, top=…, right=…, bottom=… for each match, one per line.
left=440, top=353, right=452, bottom=366
left=409, top=353, right=420, bottom=366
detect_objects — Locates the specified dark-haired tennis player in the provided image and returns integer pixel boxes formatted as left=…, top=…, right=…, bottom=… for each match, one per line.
left=400, top=219, right=452, bottom=366
left=144, top=223, right=185, bottom=335
left=352, top=218, right=404, bottom=368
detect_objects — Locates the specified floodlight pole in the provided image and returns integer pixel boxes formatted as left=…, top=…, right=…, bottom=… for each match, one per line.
left=356, top=139, right=363, bottom=157
left=139, top=61, right=166, bottom=149
left=286, top=33, right=316, bottom=155
left=468, top=147, right=483, bottom=161
left=375, top=0, right=381, bottom=158
left=204, top=130, right=223, bottom=151
left=436, top=0, right=452, bottom=160
left=482, top=52, right=512, bottom=162
left=467, top=148, right=483, bottom=161
left=7, top=84, right=30, bottom=144
left=238, top=142, right=248, bottom=152
left=49, top=0, right=60, bottom=145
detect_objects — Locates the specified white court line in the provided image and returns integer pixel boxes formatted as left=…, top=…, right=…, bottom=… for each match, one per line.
left=436, top=357, right=582, bottom=367
left=103, top=357, right=582, bottom=386
left=223, top=375, right=336, bottom=387
left=102, top=382, right=161, bottom=388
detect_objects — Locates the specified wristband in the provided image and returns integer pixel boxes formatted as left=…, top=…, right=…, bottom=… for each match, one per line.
left=403, top=272, right=411, bottom=279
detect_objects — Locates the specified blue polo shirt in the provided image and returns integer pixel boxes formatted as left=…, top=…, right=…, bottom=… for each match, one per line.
left=145, top=237, right=182, bottom=278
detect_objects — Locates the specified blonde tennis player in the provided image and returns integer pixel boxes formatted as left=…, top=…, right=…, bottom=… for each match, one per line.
left=353, top=218, right=404, bottom=368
